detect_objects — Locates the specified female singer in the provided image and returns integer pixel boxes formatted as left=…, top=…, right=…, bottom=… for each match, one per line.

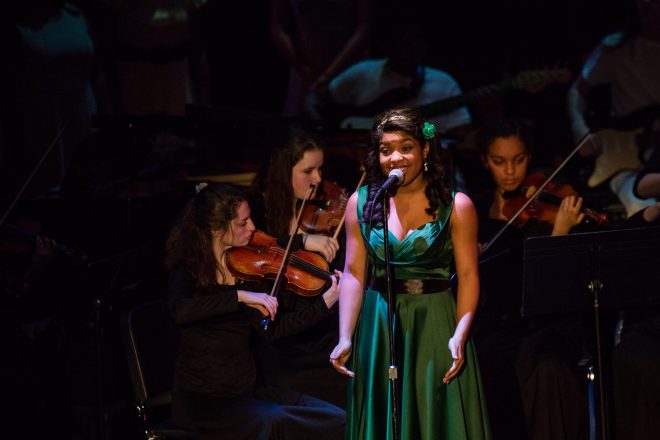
left=329, top=106, right=491, bottom=439
left=165, top=183, right=344, bottom=439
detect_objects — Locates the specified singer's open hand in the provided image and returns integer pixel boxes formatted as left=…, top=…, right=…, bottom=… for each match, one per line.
left=237, top=290, right=278, bottom=320
left=329, top=338, right=354, bottom=377
left=442, top=335, right=465, bottom=384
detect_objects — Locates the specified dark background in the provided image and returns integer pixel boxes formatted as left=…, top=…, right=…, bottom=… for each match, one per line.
left=0, top=1, right=634, bottom=439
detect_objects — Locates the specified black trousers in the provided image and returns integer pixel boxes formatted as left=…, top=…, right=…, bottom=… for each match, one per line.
left=173, top=386, right=346, bottom=440
left=612, top=314, right=660, bottom=440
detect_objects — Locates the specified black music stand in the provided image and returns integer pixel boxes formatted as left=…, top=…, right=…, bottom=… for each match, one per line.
left=522, top=226, right=660, bottom=440
left=76, top=243, right=158, bottom=440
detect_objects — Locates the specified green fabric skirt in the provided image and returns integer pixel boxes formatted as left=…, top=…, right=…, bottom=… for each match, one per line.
left=346, top=288, right=491, bottom=440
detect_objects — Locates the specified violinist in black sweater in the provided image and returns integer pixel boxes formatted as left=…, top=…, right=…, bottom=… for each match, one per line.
left=471, top=119, right=590, bottom=440
left=165, top=183, right=344, bottom=440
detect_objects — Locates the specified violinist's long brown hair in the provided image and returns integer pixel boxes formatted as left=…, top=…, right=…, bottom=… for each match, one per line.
left=363, top=106, right=452, bottom=225
left=249, top=128, right=323, bottom=238
left=164, top=184, right=245, bottom=287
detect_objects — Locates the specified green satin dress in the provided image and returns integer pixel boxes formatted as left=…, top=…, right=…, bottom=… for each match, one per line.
left=346, top=186, right=491, bottom=440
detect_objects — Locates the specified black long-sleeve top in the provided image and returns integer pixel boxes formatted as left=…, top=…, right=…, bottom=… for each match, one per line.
left=166, top=265, right=334, bottom=398
left=246, top=191, right=305, bottom=250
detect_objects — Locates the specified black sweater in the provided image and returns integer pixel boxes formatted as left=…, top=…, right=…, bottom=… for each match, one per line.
left=166, top=266, right=333, bottom=397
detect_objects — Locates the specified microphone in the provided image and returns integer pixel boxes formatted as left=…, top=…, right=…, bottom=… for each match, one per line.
left=374, top=169, right=404, bottom=199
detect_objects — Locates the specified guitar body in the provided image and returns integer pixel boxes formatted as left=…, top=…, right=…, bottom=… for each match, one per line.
left=586, top=106, right=660, bottom=187
left=587, top=128, right=643, bottom=187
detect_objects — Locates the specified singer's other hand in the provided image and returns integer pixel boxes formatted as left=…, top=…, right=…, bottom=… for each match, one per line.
left=329, top=338, right=354, bottom=377
left=442, top=335, right=465, bottom=384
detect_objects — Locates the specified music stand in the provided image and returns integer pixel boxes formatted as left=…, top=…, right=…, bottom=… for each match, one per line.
left=76, top=242, right=158, bottom=440
left=522, top=226, right=660, bottom=440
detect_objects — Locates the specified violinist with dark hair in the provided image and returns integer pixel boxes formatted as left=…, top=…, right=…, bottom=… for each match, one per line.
left=472, top=119, right=595, bottom=440
left=246, top=127, right=351, bottom=407
left=165, top=182, right=345, bottom=440
left=1, top=213, right=60, bottom=439
left=0, top=209, right=88, bottom=439
left=475, top=119, right=588, bottom=242
left=248, top=128, right=342, bottom=265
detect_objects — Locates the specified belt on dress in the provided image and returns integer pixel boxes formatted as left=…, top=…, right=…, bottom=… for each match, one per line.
left=369, top=278, right=451, bottom=294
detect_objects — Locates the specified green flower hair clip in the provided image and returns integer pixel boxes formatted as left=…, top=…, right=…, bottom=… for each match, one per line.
left=422, top=121, right=436, bottom=140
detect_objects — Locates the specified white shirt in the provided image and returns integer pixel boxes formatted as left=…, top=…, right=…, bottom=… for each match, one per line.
left=327, top=59, right=472, bottom=131
left=582, top=33, right=660, bottom=117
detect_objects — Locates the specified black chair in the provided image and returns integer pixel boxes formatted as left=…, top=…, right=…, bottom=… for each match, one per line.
left=120, top=300, right=196, bottom=440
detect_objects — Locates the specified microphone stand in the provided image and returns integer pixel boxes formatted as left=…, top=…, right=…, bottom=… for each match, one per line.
left=381, top=189, right=401, bottom=440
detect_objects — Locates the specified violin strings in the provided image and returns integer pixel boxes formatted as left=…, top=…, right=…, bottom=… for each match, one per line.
left=265, top=246, right=333, bottom=279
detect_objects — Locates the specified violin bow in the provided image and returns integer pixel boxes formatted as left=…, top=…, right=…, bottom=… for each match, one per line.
left=262, top=183, right=317, bottom=330
left=481, top=131, right=592, bottom=254
left=331, top=169, right=367, bottom=241
left=0, top=125, right=66, bottom=229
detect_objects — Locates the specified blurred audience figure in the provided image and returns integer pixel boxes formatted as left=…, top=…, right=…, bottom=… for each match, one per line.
left=566, top=0, right=660, bottom=217
left=0, top=0, right=102, bottom=199
left=307, top=23, right=477, bottom=191
left=201, top=1, right=286, bottom=113
left=270, top=0, right=373, bottom=118
left=100, top=0, right=208, bottom=116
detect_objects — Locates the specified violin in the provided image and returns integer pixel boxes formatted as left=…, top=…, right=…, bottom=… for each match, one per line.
left=300, top=171, right=366, bottom=239
left=1, top=222, right=87, bottom=262
left=502, top=172, right=608, bottom=228
left=299, top=180, right=349, bottom=236
left=225, top=230, right=334, bottom=297
left=482, top=132, right=598, bottom=255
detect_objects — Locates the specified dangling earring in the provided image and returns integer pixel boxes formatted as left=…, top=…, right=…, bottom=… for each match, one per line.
left=424, top=160, right=428, bottom=172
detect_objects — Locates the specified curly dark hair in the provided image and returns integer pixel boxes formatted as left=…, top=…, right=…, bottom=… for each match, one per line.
left=248, top=128, right=323, bottom=238
left=164, top=183, right=246, bottom=287
left=363, top=106, right=452, bottom=225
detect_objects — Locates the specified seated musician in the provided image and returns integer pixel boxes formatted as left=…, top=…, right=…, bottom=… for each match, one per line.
left=247, top=128, right=341, bottom=266
left=613, top=139, right=660, bottom=440
left=566, top=0, right=660, bottom=218
left=246, top=127, right=348, bottom=407
left=1, top=210, right=87, bottom=439
left=472, top=119, right=593, bottom=440
left=632, top=145, right=660, bottom=206
left=304, top=22, right=483, bottom=193
left=164, top=183, right=345, bottom=439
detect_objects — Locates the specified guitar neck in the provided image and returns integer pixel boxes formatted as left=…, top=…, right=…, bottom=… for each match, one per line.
left=334, top=67, right=571, bottom=129
left=417, top=78, right=516, bottom=118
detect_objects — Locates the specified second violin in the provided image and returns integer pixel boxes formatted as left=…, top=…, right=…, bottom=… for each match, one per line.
left=299, top=180, right=349, bottom=236
left=502, top=172, right=608, bottom=228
